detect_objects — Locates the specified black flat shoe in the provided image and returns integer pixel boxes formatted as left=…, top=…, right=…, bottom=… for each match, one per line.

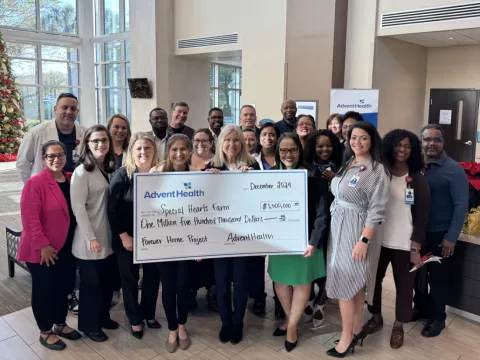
left=84, top=331, right=108, bottom=342
left=327, top=337, right=357, bottom=358
left=285, top=340, right=297, bottom=352
left=421, top=320, right=445, bottom=338
left=219, top=325, right=231, bottom=343
left=273, top=327, right=287, bottom=336
left=231, top=323, right=243, bottom=345
left=39, top=333, right=66, bottom=351
left=102, top=319, right=119, bottom=330
left=53, top=324, right=82, bottom=340
left=146, top=319, right=162, bottom=329
left=130, top=327, right=144, bottom=339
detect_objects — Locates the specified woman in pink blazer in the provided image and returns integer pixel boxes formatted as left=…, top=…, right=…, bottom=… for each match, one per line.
left=17, top=140, right=81, bottom=351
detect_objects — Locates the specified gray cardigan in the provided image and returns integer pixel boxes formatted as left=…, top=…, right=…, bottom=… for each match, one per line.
left=70, top=164, right=113, bottom=260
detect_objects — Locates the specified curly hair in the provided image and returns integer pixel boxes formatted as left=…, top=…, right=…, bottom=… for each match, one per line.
left=382, top=129, right=424, bottom=173
left=304, top=130, right=342, bottom=169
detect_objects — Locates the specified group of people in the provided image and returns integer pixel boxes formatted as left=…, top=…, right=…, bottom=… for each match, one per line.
left=15, top=93, right=469, bottom=358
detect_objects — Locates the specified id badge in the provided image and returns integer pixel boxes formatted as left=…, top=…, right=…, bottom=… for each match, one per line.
left=348, top=175, right=359, bottom=188
left=72, top=148, right=80, bottom=163
left=405, top=188, right=414, bottom=205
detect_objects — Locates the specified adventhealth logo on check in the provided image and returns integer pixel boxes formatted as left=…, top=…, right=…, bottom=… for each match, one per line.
left=144, top=182, right=205, bottom=199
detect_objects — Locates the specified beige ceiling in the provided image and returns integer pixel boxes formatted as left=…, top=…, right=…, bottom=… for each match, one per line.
left=392, top=28, right=480, bottom=47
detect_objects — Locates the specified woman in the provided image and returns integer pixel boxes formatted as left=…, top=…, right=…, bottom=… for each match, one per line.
left=191, top=128, right=215, bottom=170
left=362, top=130, right=429, bottom=349
left=150, top=134, right=194, bottom=352
left=254, top=122, right=279, bottom=170
left=302, top=130, right=342, bottom=327
left=107, top=113, right=131, bottom=169
left=71, top=125, right=118, bottom=343
left=295, top=115, right=315, bottom=149
left=326, top=114, right=343, bottom=144
left=205, top=125, right=260, bottom=344
left=268, top=133, right=327, bottom=352
left=107, top=132, right=162, bottom=340
left=18, top=140, right=81, bottom=351
left=325, top=121, right=390, bottom=357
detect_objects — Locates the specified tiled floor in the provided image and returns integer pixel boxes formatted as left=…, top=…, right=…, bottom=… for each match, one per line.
left=0, top=275, right=479, bottom=360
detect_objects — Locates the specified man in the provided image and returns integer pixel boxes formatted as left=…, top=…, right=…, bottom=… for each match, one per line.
left=168, top=101, right=195, bottom=139
left=239, top=105, right=260, bottom=138
left=275, top=99, right=297, bottom=135
left=147, top=108, right=169, bottom=161
left=341, top=111, right=364, bottom=142
left=242, top=128, right=258, bottom=155
left=208, top=107, right=224, bottom=141
left=412, top=124, right=468, bottom=338
left=17, top=93, right=86, bottom=183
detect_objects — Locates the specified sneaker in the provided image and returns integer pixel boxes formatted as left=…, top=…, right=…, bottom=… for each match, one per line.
left=312, top=304, right=325, bottom=328
left=303, top=299, right=314, bottom=323
left=421, top=320, right=445, bottom=338
left=68, top=292, right=79, bottom=315
left=111, top=290, right=121, bottom=307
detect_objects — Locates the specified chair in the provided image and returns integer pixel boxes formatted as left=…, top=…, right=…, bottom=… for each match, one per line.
left=6, top=226, right=28, bottom=277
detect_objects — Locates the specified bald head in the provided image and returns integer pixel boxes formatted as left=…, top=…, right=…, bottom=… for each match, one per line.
left=281, top=99, right=297, bottom=122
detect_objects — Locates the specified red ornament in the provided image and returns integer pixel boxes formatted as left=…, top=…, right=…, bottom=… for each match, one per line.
left=0, top=114, right=3, bottom=117
left=1, top=138, right=7, bottom=143
left=12, top=120, right=18, bottom=127
left=4, top=79, right=10, bottom=85
left=7, top=138, right=13, bottom=143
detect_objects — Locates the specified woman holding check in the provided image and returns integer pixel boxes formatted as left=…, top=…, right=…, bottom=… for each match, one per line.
left=108, top=132, right=162, bottom=340
left=205, top=125, right=260, bottom=345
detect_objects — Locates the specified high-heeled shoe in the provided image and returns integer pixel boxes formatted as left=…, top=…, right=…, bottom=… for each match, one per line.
left=334, top=330, right=367, bottom=346
left=326, top=337, right=357, bottom=358
left=285, top=339, right=297, bottom=352
left=273, top=327, right=287, bottom=336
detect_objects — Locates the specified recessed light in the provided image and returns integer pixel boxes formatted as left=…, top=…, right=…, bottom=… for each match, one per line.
left=446, top=37, right=455, bottom=40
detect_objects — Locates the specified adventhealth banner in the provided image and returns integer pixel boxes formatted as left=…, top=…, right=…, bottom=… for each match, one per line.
left=330, top=89, right=379, bottom=128
left=133, top=170, right=309, bottom=263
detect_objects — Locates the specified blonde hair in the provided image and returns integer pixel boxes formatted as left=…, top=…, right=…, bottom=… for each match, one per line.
left=211, top=125, right=256, bottom=168
left=125, top=132, right=159, bottom=177
left=152, top=134, right=192, bottom=173
left=106, top=113, right=131, bottom=151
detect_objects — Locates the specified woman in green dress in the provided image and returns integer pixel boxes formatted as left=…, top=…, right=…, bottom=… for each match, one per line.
left=268, top=133, right=327, bottom=352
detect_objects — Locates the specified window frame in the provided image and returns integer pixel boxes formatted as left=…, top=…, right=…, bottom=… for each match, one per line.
left=210, top=63, right=242, bottom=126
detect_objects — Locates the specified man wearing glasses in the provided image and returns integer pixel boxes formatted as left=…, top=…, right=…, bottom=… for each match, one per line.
left=412, top=124, right=468, bottom=338
left=207, top=107, right=224, bottom=142
left=147, top=107, right=169, bottom=161
left=17, top=93, right=86, bottom=183
left=341, top=111, right=364, bottom=144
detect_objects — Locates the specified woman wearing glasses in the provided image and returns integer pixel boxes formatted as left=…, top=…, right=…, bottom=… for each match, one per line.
left=268, top=133, right=327, bottom=352
left=295, top=115, right=315, bottom=149
left=71, top=125, right=118, bottom=342
left=18, top=140, right=81, bottom=351
left=191, top=129, right=215, bottom=170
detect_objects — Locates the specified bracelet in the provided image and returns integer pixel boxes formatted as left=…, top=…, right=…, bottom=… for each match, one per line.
left=360, top=236, right=369, bottom=244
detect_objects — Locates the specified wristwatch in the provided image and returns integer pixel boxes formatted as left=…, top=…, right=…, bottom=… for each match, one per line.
left=411, top=247, right=419, bottom=253
left=360, top=236, right=370, bottom=244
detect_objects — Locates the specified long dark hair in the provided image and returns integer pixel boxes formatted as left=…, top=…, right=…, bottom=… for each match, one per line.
left=259, top=122, right=280, bottom=152
left=274, top=132, right=306, bottom=169
left=78, top=125, right=116, bottom=173
left=304, top=130, right=342, bottom=170
left=337, top=122, right=387, bottom=176
left=383, top=129, right=424, bottom=173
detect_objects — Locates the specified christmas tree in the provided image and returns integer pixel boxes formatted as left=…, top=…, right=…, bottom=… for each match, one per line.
left=0, top=31, right=27, bottom=162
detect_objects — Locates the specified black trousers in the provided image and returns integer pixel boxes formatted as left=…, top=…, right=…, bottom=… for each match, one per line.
left=116, top=251, right=160, bottom=326
left=77, top=254, right=116, bottom=333
left=413, top=231, right=451, bottom=321
left=214, top=257, right=249, bottom=327
left=368, top=246, right=415, bottom=323
left=157, top=261, right=190, bottom=331
left=190, top=259, right=215, bottom=290
left=248, top=256, right=266, bottom=300
left=26, top=246, right=76, bottom=332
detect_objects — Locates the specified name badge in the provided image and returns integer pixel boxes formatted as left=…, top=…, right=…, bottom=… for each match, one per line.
left=348, top=175, right=359, bottom=188
left=72, top=149, right=80, bottom=163
left=405, top=188, right=414, bottom=205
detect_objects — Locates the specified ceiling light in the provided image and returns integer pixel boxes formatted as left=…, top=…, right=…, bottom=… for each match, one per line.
left=446, top=37, right=455, bottom=40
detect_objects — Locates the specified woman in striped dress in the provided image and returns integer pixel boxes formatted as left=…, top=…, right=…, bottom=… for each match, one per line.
left=325, top=122, right=390, bottom=358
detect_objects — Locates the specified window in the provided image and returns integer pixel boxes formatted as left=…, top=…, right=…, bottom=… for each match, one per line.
left=210, top=64, right=242, bottom=125
left=0, top=0, right=77, bottom=34
left=94, top=40, right=130, bottom=123
left=6, top=42, right=80, bottom=128
left=94, top=0, right=129, bottom=36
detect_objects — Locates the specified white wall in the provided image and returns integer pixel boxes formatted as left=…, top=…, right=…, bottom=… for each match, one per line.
left=426, top=45, right=480, bottom=157
left=372, top=37, right=428, bottom=136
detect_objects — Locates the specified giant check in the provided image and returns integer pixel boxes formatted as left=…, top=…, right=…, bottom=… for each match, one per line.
left=133, top=170, right=308, bottom=263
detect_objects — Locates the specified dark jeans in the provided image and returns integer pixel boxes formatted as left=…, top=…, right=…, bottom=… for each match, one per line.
left=77, top=254, right=116, bottom=333
left=413, top=231, right=451, bottom=321
left=157, top=261, right=190, bottom=331
left=26, top=246, right=76, bottom=332
left=214, top=257, right=249, bottom=327
left=116, top=251, right=160, bottom=326
left=368, top=246, right=415, bottom=323
left=248, top=256, right=266, bottom=300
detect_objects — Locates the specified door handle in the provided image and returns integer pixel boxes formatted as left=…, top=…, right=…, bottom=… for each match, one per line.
left=465, top=140, right=472, bottom=145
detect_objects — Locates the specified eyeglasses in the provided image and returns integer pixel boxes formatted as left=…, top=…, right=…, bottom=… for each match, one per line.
left=395, top=144, right=412, bottom=150
left=89, top=138, right=109, bottom=145
left=193, top=139, right=211, bottom=144
left=279, top=148, right=299, bottom=155
left=45, top=153, right=66, bottom=161
left=422, top=137, right=443, bottom=144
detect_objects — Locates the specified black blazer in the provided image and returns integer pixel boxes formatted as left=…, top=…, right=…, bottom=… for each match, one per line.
left=409, top=171, right=430, bottom=246
left=107, top=167, right=134, bottom=252
left=167, top=125, right=195, bottom=140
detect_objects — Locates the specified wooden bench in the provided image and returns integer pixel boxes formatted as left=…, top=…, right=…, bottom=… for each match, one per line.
left=6, top=226, right=28, bottom=277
